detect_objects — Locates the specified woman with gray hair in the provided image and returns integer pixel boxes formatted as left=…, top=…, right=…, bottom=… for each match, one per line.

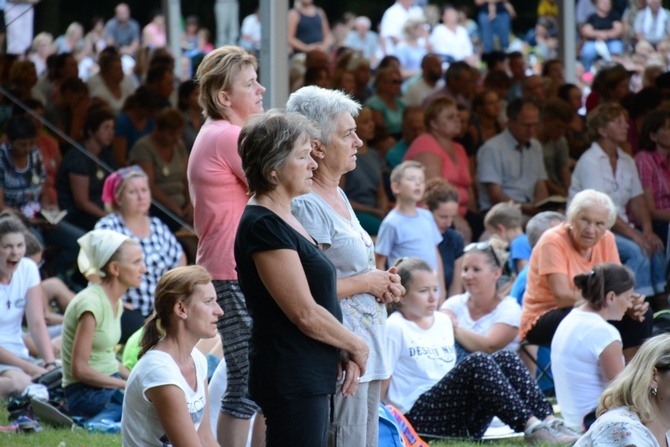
left=520, top=189, right=652, bottom=363
left=288, top=85, right=403, bottom=447
left=235, top=109, right=369, bottom=446
left=186, top=46, right=266, bottom=446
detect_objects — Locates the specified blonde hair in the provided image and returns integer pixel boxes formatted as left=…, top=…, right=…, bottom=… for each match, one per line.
left=390, top=160, right=424, bottom=184
left=598, top=334, right=670, bottom=423
left=195, top=46, right=258, bottom=120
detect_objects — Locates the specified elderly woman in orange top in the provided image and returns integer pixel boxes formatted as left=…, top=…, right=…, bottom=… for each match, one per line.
left=521, top=189, right=652, bottom=363
left=404, top=96, right=478, bottom=241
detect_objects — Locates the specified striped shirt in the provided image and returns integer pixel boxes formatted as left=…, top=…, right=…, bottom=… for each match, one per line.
left=635, top=149, right=670, bottom=212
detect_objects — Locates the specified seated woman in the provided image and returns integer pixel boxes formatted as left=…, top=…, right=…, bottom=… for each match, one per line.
left=87, top=51, right=136, bottom=116
left=365, top=67, right=406, bottom=140
left=128, top=108, right=191, bottom=232
left=61, top=229, right=146, bottom=424
left=235, top=110, right=369, bottom=446
left=521, top=189, right=652, bottom=364
left=384, top=257, right=579, bottom=444
left=575, top=333, right=670, bottom=446
left=557, top=84, right=590, bottom=162
left=0, top=213, right=57, bottom=399
left=424, top=178, right=464, bottom=297
left=341, top=106, right=389, bottom=236
left=551, top=263, right=633, bottom=430
left=177, top=80, right=202, bottom=153
left=570, top=103, right=666, bottom=310
left=121, top=265, right=222, bottom=446
left=440, top=241, right=520, bottom=361
left=57, top=106, right=118, bottom=231
left=405, top=96, right=477, bottom=242
left=96, top=166, right=186, bottom=343
left=635, top=108, right=670, bottom=247
left=0, top=115, right=84, bottom=275
left=112, top=86, right=163, bottom=166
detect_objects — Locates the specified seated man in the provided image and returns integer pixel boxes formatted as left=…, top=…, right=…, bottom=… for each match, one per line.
left=477, top=97, right=549, bottom=217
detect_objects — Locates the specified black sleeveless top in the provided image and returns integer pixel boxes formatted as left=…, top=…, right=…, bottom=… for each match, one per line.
left=296, top=10, right=324, bottom=45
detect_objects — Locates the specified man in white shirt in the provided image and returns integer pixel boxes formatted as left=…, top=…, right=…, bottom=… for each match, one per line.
left=380, top=0, right=424, bottom=56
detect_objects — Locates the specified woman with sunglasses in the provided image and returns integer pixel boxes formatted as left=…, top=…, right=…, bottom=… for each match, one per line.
left=575, top=333, right=670, bottom=447
left=441, top=239, right=521, bottom=361
left=96, top=166, right=186, bottom=343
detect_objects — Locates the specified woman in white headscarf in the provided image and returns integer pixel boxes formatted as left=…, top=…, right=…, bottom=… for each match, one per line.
left=60, top=229, right=146, bottom=425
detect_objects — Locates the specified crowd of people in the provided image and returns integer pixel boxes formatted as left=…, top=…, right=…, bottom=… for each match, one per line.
left=1, top=0, right=670, bottom=446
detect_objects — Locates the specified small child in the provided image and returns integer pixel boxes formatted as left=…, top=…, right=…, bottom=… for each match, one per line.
left=484, top=202, right=530, bottom=274
left=375, top=161, right=446, bottom=302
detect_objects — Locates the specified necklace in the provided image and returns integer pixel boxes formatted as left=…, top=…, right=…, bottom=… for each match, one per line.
left=0, top=281, right=11, bottom=310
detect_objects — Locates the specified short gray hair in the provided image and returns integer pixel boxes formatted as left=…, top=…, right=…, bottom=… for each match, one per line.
left=238, top=109, right=318, bottom=195
left=526, top=211, right=566, bottom=248
left=286, top=86, right=361, bottom=146
left=567, top=189, right=617, bottom=228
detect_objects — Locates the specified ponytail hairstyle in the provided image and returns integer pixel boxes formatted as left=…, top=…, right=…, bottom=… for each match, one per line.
left=573, top=262, right=634, bottom=310
left=388, top=257, right=434, bottom=314
left=138, top=265, right=213, bottom=359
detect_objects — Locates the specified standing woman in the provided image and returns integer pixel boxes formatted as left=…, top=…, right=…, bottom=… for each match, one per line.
left=0, top=213, right=57, bottom=399
left=288, top=86, right=403, bottom=447
left=187, top=46, right=266, bottom=447
left=61, top=229, right=146, bottom=424
left=551, top=263, right=634, bottom=429
left=122, top=266, right=222, bottom=447
left=236, top=110, right=369, bottom=446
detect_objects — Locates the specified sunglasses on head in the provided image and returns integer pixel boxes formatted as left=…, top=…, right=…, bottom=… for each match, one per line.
left=464, top=241, right=501, bottom=268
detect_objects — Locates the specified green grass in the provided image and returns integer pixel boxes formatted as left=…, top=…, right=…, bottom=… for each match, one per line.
left=1, top=401, right=551, bottom=447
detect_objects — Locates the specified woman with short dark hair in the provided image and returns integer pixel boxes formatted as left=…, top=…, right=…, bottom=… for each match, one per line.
left=235, top=109, right=369, bottom=446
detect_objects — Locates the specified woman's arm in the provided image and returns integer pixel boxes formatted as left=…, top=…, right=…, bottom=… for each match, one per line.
left=145, top=385, right=207, bottom=447
left=380, top=377, right=390, bottom=403
left=288, top=9, right=310, bottom=53
left=0, top=346, right=47, bottom=377
left=546, top=272, right=581, bottom=308
left=453, top=323, right=519, bottom=354
left=253, top=249, right=369, bottom=374
left=112, top=136, right=128, bottom=167
left=411, top=152, right=443, bottom=182
left=448, top=257, right=463, bottom=297
left=71, top=312, right=126, bottom=389
left=69, top=174, right=107, bottom=218
left=197, top=381, right=219, bottom=447
left=25, top=284, right=56, bottom=364
left=318, top=8, right=333, bottom=50
left=600, top=341, right=625, bottom=382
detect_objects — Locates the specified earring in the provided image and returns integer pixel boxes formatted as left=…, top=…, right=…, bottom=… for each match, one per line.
left=652, top=387, right=658, bottom=396
left=183, top=314, right=188, bottom=320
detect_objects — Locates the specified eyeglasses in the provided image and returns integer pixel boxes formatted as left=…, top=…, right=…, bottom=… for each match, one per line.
left=464, top=241, right=501, bottom=268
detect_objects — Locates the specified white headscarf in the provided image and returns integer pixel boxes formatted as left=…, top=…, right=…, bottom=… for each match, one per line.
left=77, top=230, right=132, bottom=278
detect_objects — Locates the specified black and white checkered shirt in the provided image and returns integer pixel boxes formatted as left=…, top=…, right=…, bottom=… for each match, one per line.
left=95, top=214, right=183, bottom=317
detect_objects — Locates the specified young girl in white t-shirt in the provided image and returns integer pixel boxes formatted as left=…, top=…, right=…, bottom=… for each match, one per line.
left=122, top=266, right=223, bottom=447
left=552, top=263, right=634, bottom=429
left=383, top=257, right=579, bottom=444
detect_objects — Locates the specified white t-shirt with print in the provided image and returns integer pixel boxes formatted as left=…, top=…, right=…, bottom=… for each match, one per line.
left=122, top=349, right=208, bottom=447
left=0, top=258, right=40, bottom=359
left=385, top=311, right=456, bottom=413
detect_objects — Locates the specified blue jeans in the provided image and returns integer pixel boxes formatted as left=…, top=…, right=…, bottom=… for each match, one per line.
left=478, top=10, right=510, bottom=52
left=615, top=233, right=665, bottom=297
left=65, top=374, right=123, bottom=424
left=580, top=39, right=625, bottom=71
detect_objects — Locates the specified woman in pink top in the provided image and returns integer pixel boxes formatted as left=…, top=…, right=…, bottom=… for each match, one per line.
left=405, top=96, right=477, bottom=242
left=187, top=46, right=266, bottom=447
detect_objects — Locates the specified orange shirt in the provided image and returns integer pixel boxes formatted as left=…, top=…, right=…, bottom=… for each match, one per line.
left=520, top=224, right=620, bottom=340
